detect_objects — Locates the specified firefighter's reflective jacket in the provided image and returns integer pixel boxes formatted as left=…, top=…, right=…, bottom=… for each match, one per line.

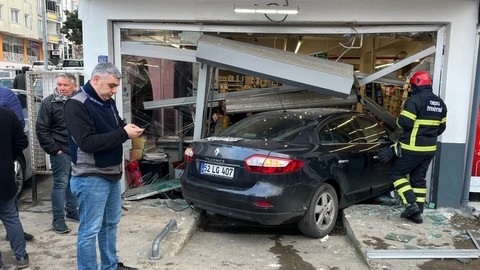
left=397, top=86, right=447, bottom=155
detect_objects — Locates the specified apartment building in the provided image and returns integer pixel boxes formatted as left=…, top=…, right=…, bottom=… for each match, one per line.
left=0, top=0, right=63, bottom=69
left=60, top=0, right=78, bottom=60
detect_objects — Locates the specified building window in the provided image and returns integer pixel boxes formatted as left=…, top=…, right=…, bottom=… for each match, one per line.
left=10, top=9, right=19, bottom=23
left=46, top=1, right=56, bottom=13
left=27, top=41, right=40, bottom=63
left=39, top=19, right=43, bottom=34
left=2, top=34, right=25, bottom=63
left=0, top=5, right=3, bottom=20
left=25, top=14, right=31, bottom=28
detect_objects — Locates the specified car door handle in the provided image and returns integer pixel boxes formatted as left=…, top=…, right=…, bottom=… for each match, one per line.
left=338, top=159, right=349, bottom=164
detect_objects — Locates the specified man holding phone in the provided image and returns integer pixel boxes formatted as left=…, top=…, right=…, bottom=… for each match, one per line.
left=64, top=62, right=143, bottom=270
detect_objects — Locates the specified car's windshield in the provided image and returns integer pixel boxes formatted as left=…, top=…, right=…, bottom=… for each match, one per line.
left=0, top=78, right=13, bottom=88
left=220, top=112, right=312, bottom=141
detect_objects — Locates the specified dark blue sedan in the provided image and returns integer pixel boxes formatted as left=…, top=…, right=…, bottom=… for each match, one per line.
left=180, top=108, right=393, bottom=238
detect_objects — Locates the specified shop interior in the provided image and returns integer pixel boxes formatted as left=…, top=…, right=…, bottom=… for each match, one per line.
left=119, top=28, right=437, bottom=186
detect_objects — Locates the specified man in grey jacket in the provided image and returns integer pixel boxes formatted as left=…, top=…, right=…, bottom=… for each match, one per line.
left=65, top=62, right=143, bottom=270
left=36, top=73, right=79, bottom=234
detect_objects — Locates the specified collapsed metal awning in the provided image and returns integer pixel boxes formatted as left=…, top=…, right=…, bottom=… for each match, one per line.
left=226, top=90, right=358, bottom=114
left=196, top=35, right=355, bottom=98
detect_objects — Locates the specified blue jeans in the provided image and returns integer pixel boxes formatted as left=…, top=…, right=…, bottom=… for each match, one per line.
left=0, top=197, right=27, bottom=265
left=50, top=153, right=77, bottom=220
left=70, top=176, right=121, bottom=270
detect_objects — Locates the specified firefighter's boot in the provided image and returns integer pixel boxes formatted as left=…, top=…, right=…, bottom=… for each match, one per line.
left=400, top=202, right=423, bottom=224
left=417, top=202, right=424, bottom=213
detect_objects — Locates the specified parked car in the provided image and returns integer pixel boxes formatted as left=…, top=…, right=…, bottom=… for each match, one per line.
left=180, top=108, right=394, bottom=238
left=56, top=59, right=84, bottom=71
left=12, top=89, right=42, bottom=194
left=0, top=77, right=14, bottom=88
left=0, top=68, right=16, bottom=78
left=31, top=60, right=55, bottom=71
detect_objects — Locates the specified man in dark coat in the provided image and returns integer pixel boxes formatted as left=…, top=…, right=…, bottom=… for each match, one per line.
left=36, top=73, right=78, bottom=234
left=13, top=66, right=29, bottom=90
left=0, top=107, right=29, bottom=269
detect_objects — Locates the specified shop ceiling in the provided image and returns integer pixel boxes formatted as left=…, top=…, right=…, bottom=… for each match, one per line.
left=122, top=28, right=436, bottom=73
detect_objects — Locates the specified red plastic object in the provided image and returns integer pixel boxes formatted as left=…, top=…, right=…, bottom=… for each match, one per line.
left=126, top=161, right=143, bottom=187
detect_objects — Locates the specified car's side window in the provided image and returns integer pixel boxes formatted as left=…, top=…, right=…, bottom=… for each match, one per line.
left=319, top=126, right=334, bottom=143
left=355, top=116, right=387, bottom=143
left=320, top=116, right=360, bottom=143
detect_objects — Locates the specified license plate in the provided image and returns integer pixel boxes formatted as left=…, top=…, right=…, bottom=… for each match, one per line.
left=201, top=163, right=235, bottom=179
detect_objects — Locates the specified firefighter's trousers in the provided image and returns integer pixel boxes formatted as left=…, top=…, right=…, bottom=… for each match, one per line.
left=389, top=153, right=435, bottom=211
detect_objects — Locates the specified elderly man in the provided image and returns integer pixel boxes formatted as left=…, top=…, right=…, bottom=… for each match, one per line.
left=36, top=73, right=79, bottom=234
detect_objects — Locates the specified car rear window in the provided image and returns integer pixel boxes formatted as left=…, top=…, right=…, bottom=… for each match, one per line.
left=64, top=60, right=83, bottom=67
left=220, top=112, right=310, bottom=140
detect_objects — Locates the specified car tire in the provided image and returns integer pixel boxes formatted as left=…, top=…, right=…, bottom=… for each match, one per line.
left=298, top=183, right=338, bottom=238
left=14, top=159, right=25, bottom=197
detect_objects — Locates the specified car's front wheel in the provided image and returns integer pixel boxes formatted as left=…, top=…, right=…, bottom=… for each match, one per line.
left=14, top=159, right=25, bottom=197
left=298, top=183, right=338, bottom=238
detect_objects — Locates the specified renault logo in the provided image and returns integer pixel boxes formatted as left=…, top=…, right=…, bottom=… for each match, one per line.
left=214, top=148, right=220, bottom=156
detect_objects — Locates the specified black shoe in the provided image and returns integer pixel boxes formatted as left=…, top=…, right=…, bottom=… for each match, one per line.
left=52, top=219, right=70, bottom=234
left=406, top=213, right=423, bottom=224
left=117, top=262, right=139, bottom=270
left=66, top=211, right=80, bottom=223
left=16, top=254, right=29, bottom=269
left=400, top=202, right=423, bottom=224
left=24, top=232, right=34, bottom=242
left=5, top=232, right=34, bottom=242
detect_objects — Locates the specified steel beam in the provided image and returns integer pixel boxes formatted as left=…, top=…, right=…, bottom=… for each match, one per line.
left=358, top=46, right=436, bottom=86
left=193, top=64, right=209, bottom=140
left=122, top=42, right=196, bottom=63
left=226, top=91, right=357, bottom=113
left=196, top=35, right=354, bottom=98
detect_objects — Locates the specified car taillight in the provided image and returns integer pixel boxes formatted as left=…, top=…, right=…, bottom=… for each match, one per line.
left=184, top=147, right=194, bottom=162
left=254, top=201, right=274, bottom=208
left=244, top=154, right=304, bottom=174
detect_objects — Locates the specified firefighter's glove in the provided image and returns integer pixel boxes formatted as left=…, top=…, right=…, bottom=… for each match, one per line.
left=378, top=145, right=395, bottom=164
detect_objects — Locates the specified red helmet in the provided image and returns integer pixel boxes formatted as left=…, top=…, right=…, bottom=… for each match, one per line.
left=409, top=71, right=432, bottom=86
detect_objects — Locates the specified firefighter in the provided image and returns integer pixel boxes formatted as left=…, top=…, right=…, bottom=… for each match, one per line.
left=389, top=71, right=447, bottom=224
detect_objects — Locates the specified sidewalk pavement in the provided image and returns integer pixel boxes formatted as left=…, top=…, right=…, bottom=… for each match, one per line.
left=1, top=174, right=479, bottom=269
left=343, top=203, right=480, bottom=269
left=0, top=175, right=199, bottom=270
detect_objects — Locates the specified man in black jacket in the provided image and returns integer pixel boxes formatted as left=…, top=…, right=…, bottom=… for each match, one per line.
left=36, top=73, right=78, bottom=234
left=0, top=107, right=29, bottom=269
left=390, top=71, right=447, bottom=224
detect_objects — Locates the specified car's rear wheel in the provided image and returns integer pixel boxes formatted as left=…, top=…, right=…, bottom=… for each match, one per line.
left=298, top=183, right=338, bottom=238
left=14, top=159, right=25, bottom=197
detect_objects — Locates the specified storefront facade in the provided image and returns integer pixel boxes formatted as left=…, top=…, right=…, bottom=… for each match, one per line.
left=79, top=0, right=480, bottom=208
